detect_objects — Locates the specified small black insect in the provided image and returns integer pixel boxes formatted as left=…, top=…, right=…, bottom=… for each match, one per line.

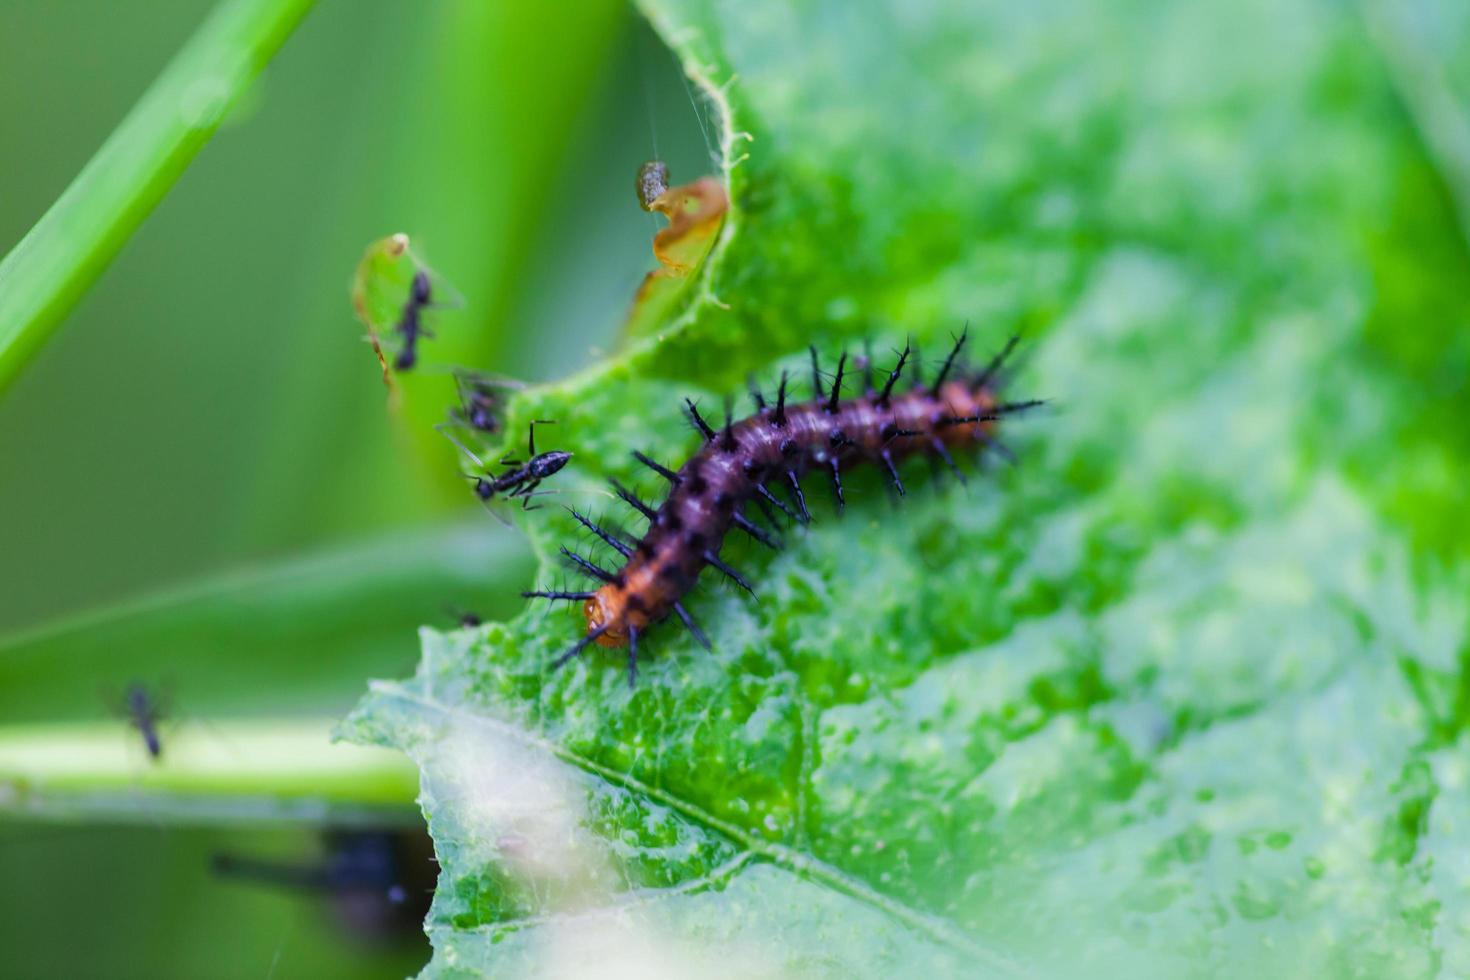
left=393, top=269, right=433, bottom=371
left=451, top=608, right=482, bottom=628
left=471, top=419, right=572, bottom=510
left=447, top=370, right=526, bottom=436
left=452, top=375, right=502, bottom=434
left=212, top=829, right=436, bottom=942
left=123, top=683, right=164, bottom=760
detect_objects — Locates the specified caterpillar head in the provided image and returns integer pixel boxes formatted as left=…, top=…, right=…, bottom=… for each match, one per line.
left=582, top=588, right=631, bottom=648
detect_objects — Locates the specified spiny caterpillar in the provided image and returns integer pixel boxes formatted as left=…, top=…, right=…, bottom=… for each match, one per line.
left=525, top=331, right=1043, bottom=685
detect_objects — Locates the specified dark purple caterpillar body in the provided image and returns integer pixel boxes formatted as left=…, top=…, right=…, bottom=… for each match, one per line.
left=525, top=331, right=1042, bottom=684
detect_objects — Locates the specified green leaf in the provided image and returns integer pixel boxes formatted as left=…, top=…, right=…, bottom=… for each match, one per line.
left=0, top=0, right=317, bottom=393
left=346, top=0, right=1470, bottom=974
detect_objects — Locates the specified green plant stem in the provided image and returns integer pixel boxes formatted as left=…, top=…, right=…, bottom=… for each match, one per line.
left=0, top=0, right=318, bottom=394
left=0, top=718, right=419, bottom=827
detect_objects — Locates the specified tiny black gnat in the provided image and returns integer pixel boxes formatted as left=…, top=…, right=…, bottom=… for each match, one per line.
left=122, top=682, right=165, bottom=760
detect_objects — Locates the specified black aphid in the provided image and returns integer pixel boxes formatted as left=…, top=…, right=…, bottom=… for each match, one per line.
left=393, top=270, right=434, bottom=371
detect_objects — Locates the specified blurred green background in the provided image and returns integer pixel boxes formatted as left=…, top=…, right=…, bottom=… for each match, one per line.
left=0, top=0, right=710, bottom=975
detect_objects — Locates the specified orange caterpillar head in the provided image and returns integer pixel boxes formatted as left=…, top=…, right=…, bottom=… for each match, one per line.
left=582, top=588, right=631, bottom=648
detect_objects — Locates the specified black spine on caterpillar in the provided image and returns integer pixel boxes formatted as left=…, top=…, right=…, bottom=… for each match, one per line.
left=524, top=331, right=1043, bottom=685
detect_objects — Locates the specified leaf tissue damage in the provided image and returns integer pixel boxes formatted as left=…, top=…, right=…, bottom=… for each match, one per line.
left=625, top=159, right=729, bottom=340
left=342, top=0, right=1470, bottom=975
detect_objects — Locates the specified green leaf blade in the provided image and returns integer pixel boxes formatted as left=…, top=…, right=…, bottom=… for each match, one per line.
left=0, top=0, right=317, bottom=392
